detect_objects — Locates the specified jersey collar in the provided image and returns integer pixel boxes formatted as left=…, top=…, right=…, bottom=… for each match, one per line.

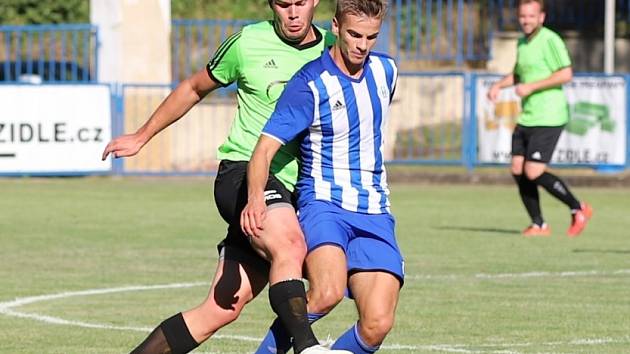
left=271, top=21, right=324, bottom=50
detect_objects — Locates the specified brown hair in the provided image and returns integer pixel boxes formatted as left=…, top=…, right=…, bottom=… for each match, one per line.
left=335, top=0, right=388, bottom=21
left=519, top=0, right=544, bottom=11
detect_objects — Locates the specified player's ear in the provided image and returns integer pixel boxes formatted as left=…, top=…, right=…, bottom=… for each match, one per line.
left=313, top=0, right=320, bottom=7
left=332, top=16, right=339, bottom=36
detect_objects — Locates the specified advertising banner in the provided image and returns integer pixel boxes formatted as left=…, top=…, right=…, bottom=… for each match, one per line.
left=0, top=85, right=112, bottom=173
left=477, top=76, right=626, bottom=165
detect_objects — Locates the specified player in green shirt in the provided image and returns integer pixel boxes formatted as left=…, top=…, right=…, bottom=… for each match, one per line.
left=101, top=1, right=347, bottom=354
left=487, top=0, right=592, bottom=237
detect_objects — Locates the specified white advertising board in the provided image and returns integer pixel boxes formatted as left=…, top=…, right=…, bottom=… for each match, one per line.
left=0, top=85, right=112, bottom=173
left=477, top=76, right=626, bottom=165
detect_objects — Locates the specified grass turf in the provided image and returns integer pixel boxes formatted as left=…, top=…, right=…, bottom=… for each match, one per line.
left=1, top=177, right=629, bottom=353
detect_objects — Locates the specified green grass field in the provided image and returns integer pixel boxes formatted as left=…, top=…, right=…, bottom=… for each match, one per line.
left=1, top=177, right=629, bottom=354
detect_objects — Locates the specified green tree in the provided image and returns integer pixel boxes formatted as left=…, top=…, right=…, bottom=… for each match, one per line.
left=0, top=0, right=89, bottom=25
left=171, top=0, right=336, bottom=20
left=0, top=0, right=337, bottom=25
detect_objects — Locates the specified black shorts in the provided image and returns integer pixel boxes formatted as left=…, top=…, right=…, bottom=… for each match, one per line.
left=214, top=160, right=296, bottom=270
left=511, top=124, right=564, bottom=163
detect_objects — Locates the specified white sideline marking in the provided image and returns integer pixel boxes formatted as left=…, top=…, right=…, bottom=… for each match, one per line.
left=1, top=270, right=629, bottom=352
left=406, top=268, right=630, bottom=281
left=0, top=282, right=261, bottom=343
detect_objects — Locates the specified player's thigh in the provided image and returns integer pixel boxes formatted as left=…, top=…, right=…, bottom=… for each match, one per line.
left=249, top=205, right=304, bottom=257
left=213, top=160, right=248, bottom=224
left=345, top=213, right=404, bottom=285
left=511, top=124, right=527, bottom=174
left=511, top=155, right=525, bottom=175
left=349, top=271, right=401, bottom=324
left=214, top=160, right=300, bottom=261
left=525, top=126, right=563, bottom=164
left=304, top=245, right=348, bottom=308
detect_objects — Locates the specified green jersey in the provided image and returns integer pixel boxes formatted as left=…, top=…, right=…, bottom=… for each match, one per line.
left=207, top=21, right=335, bottom=191
left=514, top=26, right=572, bottom=127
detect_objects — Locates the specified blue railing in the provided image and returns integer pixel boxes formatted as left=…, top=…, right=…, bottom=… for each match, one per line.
left=171, top=19, right=251, bottom=84
left=0, top=24, right=97, bottom=83
left=109, top=73, right=628, bottom=176
left=171, top=19, right=380, bottom=84
left=172, top=2, right=492, bottom=76
left=2, top=2, right=630, bottom=86
left=394, top=0, right=492, bottom=65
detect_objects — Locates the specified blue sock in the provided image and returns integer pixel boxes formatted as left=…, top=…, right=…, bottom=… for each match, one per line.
left=254, top=313, right=326, bottom=354
left=331, top=323, right=379, bottom=353
left=307, top=312, right=325, bottom=324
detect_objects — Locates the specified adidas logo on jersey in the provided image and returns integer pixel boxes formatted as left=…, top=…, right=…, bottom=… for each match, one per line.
left=263, top=59, right=278, bottom=69
left=332, top=100, right=345, bottom=111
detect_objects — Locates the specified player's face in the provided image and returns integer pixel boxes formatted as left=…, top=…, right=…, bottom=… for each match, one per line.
left=518, top=2, right=545, bottom=36
left=271, top=0, right=319, bottom=43
left=333, top=13, right=382, bottom=67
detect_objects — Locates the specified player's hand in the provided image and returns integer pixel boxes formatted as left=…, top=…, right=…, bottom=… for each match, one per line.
left=101, top=133, right=145, bottom=160
left=487, top=84, right=501, bottom=102
left=515, top=83, right=533, bottom=98
left=240, top=194, right=266, bottom=238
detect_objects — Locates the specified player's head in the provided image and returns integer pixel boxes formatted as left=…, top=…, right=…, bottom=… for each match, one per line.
left=518, top=0, right=545, bottom=36
left=332, top=0, right=387, bottom=67
left=269, top=0, right=319, bottom=44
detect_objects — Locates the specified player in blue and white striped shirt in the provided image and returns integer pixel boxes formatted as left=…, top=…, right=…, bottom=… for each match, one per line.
left=242, top=1, right=403, bottom=353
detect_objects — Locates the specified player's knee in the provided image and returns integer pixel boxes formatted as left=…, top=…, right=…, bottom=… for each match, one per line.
left=358, top=314, right=395, bottom=346
left=287, top=233, right=308, bottom=260
left=510, top=165, right=523, bottom=175
left=524, top=168, right=542, bottom=181
left=269, top=228, right=307, bottom=263
left=308, top=285, right=344, bottom=313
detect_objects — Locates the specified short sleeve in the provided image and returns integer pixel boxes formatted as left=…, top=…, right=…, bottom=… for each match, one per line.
left=263, top=75, right=315, bottom=144
left=206, top=31, right=242, bottom=86
left=544, top=34, right=571, bottom=72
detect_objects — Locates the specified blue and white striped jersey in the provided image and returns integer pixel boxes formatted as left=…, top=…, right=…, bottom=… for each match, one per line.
left=262, top=49, right=398, bottom=214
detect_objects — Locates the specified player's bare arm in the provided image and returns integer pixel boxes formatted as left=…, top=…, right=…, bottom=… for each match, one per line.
left=241, top=135, right=282, bottom=237
left=515, top=66, right=572, bottom=97
left=101, top=68, right=219, bottom=160
left=487, top=73, right=515, bottom=102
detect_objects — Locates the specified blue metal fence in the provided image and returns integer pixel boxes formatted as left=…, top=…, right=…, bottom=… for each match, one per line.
left=1, top=4, right=628, bottom=175
left=394, top=0, right=493, bottom=65
left=171, top=19, right=251, bottom=84
left=110, top=73, right=628, bottom=176
left=171, top=2, right=493, bottom=76
left=388, top=72, right=469, bottom=165
left=170, top=19, right=391, bottom=83
left=0, top=24, right=97, bottom=83
left=2, top=1, right=630, bottom=85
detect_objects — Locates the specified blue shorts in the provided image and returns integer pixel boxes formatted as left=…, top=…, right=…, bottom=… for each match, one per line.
left=299, top=200, right=404, bottom=285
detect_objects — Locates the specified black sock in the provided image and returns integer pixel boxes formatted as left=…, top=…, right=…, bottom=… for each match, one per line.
left=268, top=279, right=318, bottom=353
left=533, top=172, right=581, bottom=210
left=513, top=174, right=544, bottom=226
left=149, top=312, right=199, bottom=354
left=130, top=325, right=170, bottom=354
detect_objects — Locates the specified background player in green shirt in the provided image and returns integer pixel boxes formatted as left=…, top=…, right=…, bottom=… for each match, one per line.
left=102, top=1, right=346, bottom=353
left=487, top=0, right=592, bottom=237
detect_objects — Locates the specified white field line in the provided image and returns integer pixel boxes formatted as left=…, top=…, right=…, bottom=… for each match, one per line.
left=0, top=282, right=261, bottom=343
left=1, top=269, right=629, bottom=352
left=405, top=268, right=630, bottom=281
